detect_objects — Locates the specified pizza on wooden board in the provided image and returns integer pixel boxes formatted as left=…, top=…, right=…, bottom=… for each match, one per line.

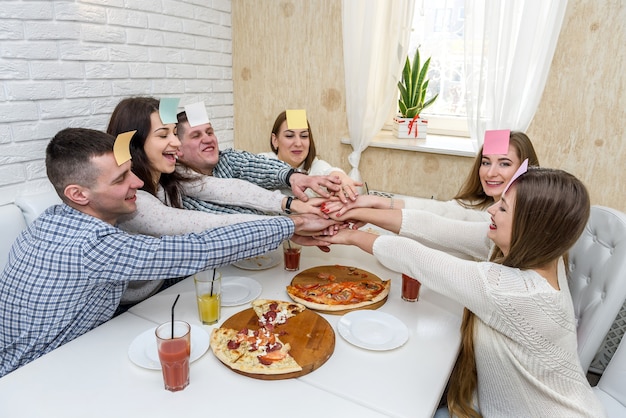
left=210, top=300, right=306, bottom=375
left=286, top=265, right=391, bottom=312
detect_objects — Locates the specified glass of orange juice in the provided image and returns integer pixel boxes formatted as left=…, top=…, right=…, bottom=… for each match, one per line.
left=194, top=269, right=221, bottom=325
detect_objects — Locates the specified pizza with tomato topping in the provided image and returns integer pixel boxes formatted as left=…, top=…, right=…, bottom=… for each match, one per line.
left=286, top=279, right=390, bottom=311
left=210, top=299, right=306, bottom=375
left=210, top=326, right=302, bottom=375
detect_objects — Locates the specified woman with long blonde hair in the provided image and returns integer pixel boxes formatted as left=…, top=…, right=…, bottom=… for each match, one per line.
left=323, top=166, right=605, bottom=417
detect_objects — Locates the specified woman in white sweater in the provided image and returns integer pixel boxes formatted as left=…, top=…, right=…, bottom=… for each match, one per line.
left=324, top=166, right=605, bottom=417
left=260, top=110, right=362, bottom=200
left=325, top=131, right=539, bottom=223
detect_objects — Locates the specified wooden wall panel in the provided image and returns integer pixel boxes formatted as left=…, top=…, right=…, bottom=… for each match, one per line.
left=233, top=0, right=626, bottom=210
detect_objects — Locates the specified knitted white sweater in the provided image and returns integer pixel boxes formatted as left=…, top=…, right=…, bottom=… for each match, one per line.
left=373, top=209, right=606, bottom=417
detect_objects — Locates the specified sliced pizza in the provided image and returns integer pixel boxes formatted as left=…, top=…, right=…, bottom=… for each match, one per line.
left=286, top=280, right=391, bottom=312
left=251, top=299, right=306, bottom=330
left=210, top=327, right=302, bottom=375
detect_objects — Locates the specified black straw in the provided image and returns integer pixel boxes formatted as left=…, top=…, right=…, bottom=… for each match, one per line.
left=364, top=182, right=370, bottom=195
left=210, top=270, right=216, bottom=296
left=171, top=294, right=180, bottom=338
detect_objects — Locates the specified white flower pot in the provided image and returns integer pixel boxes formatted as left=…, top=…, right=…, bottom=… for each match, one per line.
left=393, top=116, right=428, bottom=139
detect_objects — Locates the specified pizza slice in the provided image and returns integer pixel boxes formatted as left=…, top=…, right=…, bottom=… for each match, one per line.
left=210, top=326, right=302, bottom=375
left=251, top=299, right=306, bottom=330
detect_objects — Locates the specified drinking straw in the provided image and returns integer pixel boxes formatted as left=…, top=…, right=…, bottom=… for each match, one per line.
left=364, top=182, right=370, bottom=195
left=210, top=269, right=215, bottom=296
left=171, top=294, right=180, bottom=339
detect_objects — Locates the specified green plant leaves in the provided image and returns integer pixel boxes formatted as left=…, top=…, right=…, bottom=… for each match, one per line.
left=397, top=48, right=439, bottom=118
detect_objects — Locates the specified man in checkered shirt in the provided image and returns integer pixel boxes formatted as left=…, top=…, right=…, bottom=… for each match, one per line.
left=0, top=128, right=337, bottom=377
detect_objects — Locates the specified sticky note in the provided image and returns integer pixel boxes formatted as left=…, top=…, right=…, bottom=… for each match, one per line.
left=159, top=98, right=180, bottom=124
left=286, top=109, right=308, bottom=130
left=483, top=129, right=510, bottom=155
left=503, top=158, right=529, bottom=196
left=113, top=130, right=136, bottom=166
left=184, top=102, right=210, bottom=127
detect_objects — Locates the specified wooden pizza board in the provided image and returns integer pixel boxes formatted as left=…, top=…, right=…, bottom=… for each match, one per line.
left=289, top=265, right=389, bottom=315
left=215, top=307, right=335, bottom=380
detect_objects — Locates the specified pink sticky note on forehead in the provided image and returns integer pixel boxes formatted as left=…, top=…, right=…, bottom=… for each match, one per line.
left=483, top=129, right=510, bottom=155
left=503, top=159, right=529, bottom=195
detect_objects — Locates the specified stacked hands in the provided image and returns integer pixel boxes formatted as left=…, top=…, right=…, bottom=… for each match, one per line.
left=290, top=193, right=387, bottom=250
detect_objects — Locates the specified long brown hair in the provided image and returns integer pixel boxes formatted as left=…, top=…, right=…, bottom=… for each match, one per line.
left=447, top=167, right=590, bottom=417
left=454, top=132, right=539, bottom=210
left=107, top=97, right=189, bottom=208
left=270, top=110, right=317, bottom=172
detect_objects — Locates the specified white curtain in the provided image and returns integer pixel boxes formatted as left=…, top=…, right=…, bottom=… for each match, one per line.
left=342, top=0, right=416, bottom=181
left=464, top=0, right=568, bottom=151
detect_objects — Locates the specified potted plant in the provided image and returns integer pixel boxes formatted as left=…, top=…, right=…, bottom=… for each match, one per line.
left=393, top=48, right=438, bottom=139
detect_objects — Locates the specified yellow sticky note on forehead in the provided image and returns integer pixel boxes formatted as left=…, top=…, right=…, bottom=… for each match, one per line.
left=286, top=109, right=308, bottom=129
left=113, top=130, right=136, bottom=166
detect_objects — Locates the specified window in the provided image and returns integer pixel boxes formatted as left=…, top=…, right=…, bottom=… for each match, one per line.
left=388, top=0, right=468, bottom=137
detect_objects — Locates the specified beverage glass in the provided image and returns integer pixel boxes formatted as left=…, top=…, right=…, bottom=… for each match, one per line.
left=155, top=320, right=191, bottom=392
left=194, top=269, right=221, bottom=325
left=401, top=273, right=421, bottom=302
left=283, top=240, right=302, bottom=271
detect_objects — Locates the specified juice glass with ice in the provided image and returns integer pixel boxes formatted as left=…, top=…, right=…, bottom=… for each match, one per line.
left=155, top=320, right=191, bottom=391
left=194, top=270, right=221, bottom=325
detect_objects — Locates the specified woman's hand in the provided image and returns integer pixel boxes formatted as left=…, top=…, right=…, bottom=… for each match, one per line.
left=329, top=171, right=362, bottom=203
left=321, top=194, right=395, bottom=217
left=289, top=196, right=339, bottom=218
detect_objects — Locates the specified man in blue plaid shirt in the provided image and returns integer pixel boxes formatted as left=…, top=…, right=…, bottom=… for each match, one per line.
left=0, top=128, right=337, bottom=377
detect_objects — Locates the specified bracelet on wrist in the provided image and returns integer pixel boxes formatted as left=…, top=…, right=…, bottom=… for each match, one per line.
left=285, top=196, right=295, bottom=214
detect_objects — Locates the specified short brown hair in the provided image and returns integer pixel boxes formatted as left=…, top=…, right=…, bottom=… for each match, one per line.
left=46, top=128, right=115, bottom=201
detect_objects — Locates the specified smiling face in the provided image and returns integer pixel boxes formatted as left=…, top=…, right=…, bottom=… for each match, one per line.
left=143, top=112, right=181, bottom=182
left=479, top=144, right=522, bottom=201
left=271, top=120, right=310, bottom=168
left=487, top=186, right=516, bottom=255
left=83, top=154, right=145, bottom=225
left=177, top=121, right=219, bottom=175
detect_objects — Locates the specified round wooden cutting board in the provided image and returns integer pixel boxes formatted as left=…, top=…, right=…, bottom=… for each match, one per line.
left=215, top=307, right=335, bottom=380
left=288, top=265, right=389, bottom=315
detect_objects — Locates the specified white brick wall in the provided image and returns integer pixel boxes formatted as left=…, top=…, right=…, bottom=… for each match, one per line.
left=0, top=0, right=234, bottom=205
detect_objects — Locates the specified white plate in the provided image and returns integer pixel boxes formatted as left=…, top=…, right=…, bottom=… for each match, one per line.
left=128, top=324, right=210, bottom=370
left=221, top=276, right=262, bottom=306
left=337, top=310, right=409, bottom=351
left=233, top=248, right=282, bottom=270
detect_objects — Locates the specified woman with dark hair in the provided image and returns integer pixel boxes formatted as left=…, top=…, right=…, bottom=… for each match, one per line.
left=106, top=97, right=328, bottom=303
left=106, top=97, right=326, bottom=235
left=325, top=131, right=539, bottom=222
left=260, top=110, right=361, bottom=199
left=322, top=166, right=605, bottom=417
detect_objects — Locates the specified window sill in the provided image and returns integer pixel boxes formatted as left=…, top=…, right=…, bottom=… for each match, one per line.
left=341, top=130, right=476, bottom=158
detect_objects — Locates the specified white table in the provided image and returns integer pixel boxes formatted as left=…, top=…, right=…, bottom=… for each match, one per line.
left=0, top=243, right=462, bottom=418
left=129, top=243, right=464, bottom=418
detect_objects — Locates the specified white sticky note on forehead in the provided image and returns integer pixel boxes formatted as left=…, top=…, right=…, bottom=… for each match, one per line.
left=184, top=102, right=210, bottom=127
left=503, top=159, right=529, bottom=196
left=113, top=130, right=136, bottom=166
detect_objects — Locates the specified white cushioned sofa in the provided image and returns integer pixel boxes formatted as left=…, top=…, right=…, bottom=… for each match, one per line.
left=0, top=190, right=61, bottom=271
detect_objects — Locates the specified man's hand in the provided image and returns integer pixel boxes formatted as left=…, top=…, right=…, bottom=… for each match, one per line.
left=289, top=173, right=342, bottom=201
left=290, top=234, right=332, bottom=250
left=288, top=213, right=340, bottom=237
